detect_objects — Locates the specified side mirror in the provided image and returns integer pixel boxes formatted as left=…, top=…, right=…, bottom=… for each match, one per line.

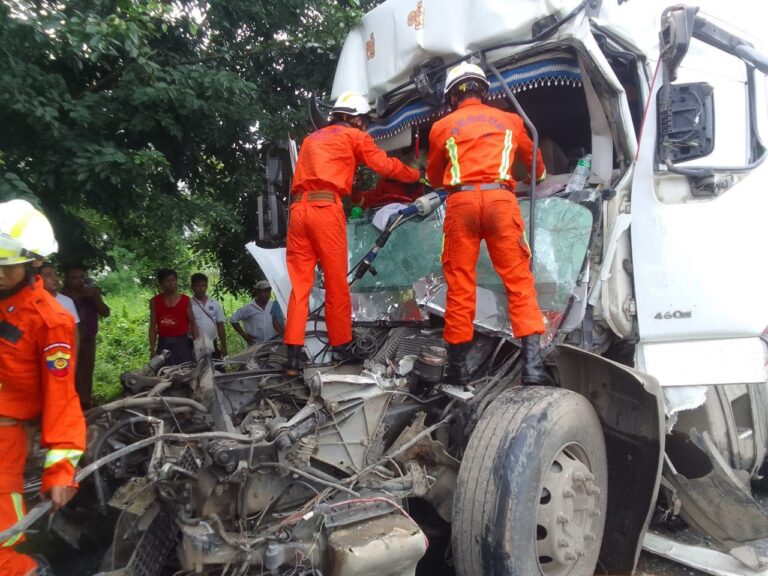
left=658, top=82, right=715, bottom=164
left=258, top=147, right=291, bottom=246
left=309, top=96, right=332, bottom=130
left=659, top=6, right=697, bottom=82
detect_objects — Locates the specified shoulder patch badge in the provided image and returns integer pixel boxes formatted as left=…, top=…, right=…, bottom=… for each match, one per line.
left=44, top=342, right=72, bottom=377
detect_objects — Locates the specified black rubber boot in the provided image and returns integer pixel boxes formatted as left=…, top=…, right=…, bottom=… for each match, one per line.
left=446, top=342, right=472, bottom=387
left=332, top=341, right=355, bottom=364
left=521, top=335, right=555, bottom=386
left=284, top=344, right=303, bottom=377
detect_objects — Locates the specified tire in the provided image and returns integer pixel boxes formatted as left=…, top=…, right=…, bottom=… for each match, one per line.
left=453, top=386, right=607, bottom=576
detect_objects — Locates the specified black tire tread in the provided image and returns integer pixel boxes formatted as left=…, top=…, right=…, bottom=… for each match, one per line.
left=453, top=386, right=604, bottom=576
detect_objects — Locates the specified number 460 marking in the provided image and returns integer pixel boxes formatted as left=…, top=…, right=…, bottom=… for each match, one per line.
left=654, top=310, right=692, bottom=320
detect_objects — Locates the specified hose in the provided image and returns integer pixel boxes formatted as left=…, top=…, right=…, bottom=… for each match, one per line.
left=85, top=397, right=209, bottom=421
left=487, top=61, right=540, bottom=264
left=91, top=416, right=158, bottom=515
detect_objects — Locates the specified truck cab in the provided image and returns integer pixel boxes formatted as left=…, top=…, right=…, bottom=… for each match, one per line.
left=253, top=0, right=768, bottom=573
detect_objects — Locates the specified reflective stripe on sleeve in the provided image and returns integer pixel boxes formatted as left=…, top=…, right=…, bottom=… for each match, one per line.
left=44, top=449, right=83, bottom=470
left=446, top=137, right=462, bottom=186
left=1, top=493, right=24, bottom=547
left=498, top=129, right=513, bottom=180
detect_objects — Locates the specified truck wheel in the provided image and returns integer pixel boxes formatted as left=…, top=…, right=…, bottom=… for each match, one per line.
left=453, top=386, right=607, bottom=576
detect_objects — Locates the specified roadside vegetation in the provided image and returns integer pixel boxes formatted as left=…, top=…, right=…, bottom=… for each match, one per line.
left=0, top=0, right=387, bottom=400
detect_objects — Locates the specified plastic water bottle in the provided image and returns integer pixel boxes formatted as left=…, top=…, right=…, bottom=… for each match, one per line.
left=565, top=154, right=592, bottom=194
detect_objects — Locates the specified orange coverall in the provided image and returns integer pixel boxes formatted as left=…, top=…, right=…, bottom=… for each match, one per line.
left=427, top=97, right=547, bottom=344
left=0, top=277, right=86, bottom=575
left=285, top=123, right=420, bottom=346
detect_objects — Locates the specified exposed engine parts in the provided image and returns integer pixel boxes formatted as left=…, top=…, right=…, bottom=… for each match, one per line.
left=72, top=332, right=508, bottom=576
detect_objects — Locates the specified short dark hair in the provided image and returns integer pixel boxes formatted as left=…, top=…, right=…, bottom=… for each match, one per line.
left=157, top=268, right=177, bottom=283
left=449, top=80, right=487, bottom=105
left=63, top=263, right=86, bottom=274
left=39, top=261, right=56, bottom=272
left=191, top=273, right=208, bottom=284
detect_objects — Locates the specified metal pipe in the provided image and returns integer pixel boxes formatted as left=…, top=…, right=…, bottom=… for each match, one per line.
left=486, top=62, right=540, bottom=265
left=85, top=396, right=209, bottom=421
left=254, top=463, right=360, bottom=497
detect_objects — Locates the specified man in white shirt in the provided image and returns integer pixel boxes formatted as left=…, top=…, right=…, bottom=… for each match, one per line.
left=39, top=262, right=80, bottom=353
left=230, top=280, right=285, bottom=345
left=190, top=273, right=228, bottom=357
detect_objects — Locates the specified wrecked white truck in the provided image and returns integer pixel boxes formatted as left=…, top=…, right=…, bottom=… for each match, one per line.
left=5, top=0, right=768, bottom=575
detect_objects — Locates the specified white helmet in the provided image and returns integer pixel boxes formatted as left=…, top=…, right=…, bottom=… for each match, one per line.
left=0, top=199, right=58, bottom=265
left=332, top=91, right=372, bottom=116
left=443, top=62, right=490, bottom=98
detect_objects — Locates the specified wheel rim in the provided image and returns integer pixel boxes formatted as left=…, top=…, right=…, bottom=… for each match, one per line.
left=535, top=442, right=602, bottom=576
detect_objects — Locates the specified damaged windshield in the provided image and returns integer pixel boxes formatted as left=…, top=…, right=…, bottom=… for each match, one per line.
left=346, top=196, right=593, bottom=339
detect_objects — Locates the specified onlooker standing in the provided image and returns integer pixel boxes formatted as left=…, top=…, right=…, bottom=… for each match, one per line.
left=61, top=264, right=111, bottom=409
left=39, top=263, right=80, bottom=324
left=230, top=280, right=284, bottom=345
left=39, top=262, right=80, bottom=354
left=190, top=273, right=228, bottom=358
left=149, top=269, right=198, bottom=365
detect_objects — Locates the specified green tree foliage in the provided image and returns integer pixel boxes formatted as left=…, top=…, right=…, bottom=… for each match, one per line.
left=0, top=0, right=364, bottom=290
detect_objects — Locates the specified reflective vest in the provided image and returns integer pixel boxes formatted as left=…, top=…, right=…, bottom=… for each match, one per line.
left=427, top=98, right=546, bottom=190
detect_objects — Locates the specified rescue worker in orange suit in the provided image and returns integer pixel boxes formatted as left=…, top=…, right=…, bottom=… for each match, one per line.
left=0, top=199, right=86, bottom=575
left=284, top=91, right=421, bottom=374
left=427, top=62, right=553, bottom=387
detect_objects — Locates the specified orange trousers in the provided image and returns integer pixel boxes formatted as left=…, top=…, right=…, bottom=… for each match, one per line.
left=285, top=197, right=352, bottom=347
left=0, top=425, right=37, bottom=576
left=442, top=188, right=545, bottom=344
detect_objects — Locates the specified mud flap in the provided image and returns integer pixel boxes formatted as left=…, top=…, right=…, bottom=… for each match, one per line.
left=663, top=429, right=768, bottom=569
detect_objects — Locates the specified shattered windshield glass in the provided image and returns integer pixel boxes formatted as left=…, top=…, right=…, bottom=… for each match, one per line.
left=346, top=197, right=593, bottom=338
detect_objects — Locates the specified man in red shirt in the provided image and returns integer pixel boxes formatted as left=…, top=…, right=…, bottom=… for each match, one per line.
left=427, top=62, right=552, bottom=387
left=0, top=199, right=86, bottom=575
left=284, top=91, right=421, bottom=374
left=149, top=268, right=198, bottom=365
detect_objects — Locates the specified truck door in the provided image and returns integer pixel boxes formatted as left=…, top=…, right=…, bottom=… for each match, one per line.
left=632, top=6, right=768, bottom=356
left=632, top=7, right=768, bottom=566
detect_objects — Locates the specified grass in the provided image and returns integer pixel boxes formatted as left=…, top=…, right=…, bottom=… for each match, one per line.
left=92, top=288, right=252, bottom=403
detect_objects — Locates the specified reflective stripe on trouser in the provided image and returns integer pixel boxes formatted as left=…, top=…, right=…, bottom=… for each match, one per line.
left=285, top=199, right=352, bottom=347
left=441, top=188, right=545, bottom=344
left=0, top=493, right=37, bottom=575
